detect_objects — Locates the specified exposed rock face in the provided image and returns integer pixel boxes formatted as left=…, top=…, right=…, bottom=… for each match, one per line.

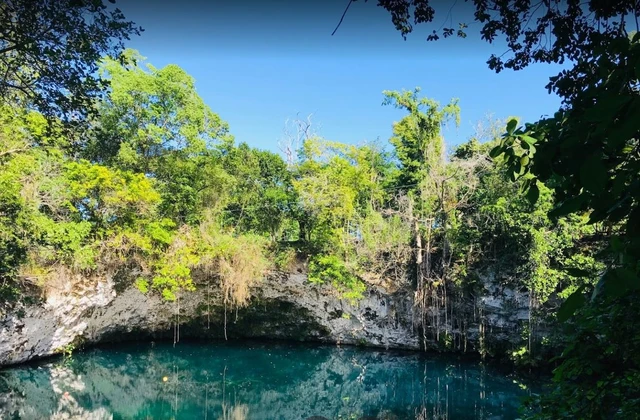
left=0, top=270, right=531, bottom=367
left=0, top=272, right=420, bottom=367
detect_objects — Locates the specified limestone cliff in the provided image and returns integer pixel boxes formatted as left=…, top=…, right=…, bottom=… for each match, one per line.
left=0, top=270, right=531, bottom=367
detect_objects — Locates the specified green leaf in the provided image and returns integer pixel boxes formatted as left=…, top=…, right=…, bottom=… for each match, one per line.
left=527, top=144, right=536, bottom=155
left=608, top=111, right=640, bottom=149
left=520, top=155, right=530, bottom=167
left=557, top=286, right=586, bottom=322
left=526, top=182, right=540, bottom=205
left=519, top=135, right=537, bottom=145
left=548, top=195, right=586, bottom=219
left=604, top=269, right=633, bottom=298
left=489, top=145, right=503, bottom=158
left=506, top=119, right=518, bottom=135
left=610, top=235, right=624, bottom=252
left=627, top=206, right=640, bottom=236
left=579, top=154, right=607, bottom=195
left=588, top=208, right=609, bottom=224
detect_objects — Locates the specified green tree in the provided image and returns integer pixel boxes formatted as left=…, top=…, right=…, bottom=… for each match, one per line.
left=381, top=88, right=461, bottom=305
left=87, top=50, right=235, bottom=224
left=382, top=87, right=459, bottom=192
left=88, top=49, right=231, bottom=171
left=0, top=0, right=141, bottom=120
left=220, top=142, right=295, bottom=240
left=294, top=137, right=387, bottom=251
left=364, top=1, right=639, bottom=416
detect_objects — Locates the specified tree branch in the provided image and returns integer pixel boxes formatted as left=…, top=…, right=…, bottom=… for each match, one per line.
left=0, top=147, right=29, bottom=158
left=332, top=0, right=355, bottom=36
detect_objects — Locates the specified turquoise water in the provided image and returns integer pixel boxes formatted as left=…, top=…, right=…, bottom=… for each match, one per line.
left=0, top=340, right=535, bottom=419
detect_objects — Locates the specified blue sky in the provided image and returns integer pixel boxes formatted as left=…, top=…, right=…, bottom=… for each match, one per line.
left=120, top=0, right=567, bottom=154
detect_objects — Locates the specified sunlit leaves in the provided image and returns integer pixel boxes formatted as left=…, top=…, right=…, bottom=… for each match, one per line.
left=382, top=87, right=460, bottom=193
left=65, top=160, right=161, bottom=227
left=88, top=49, right=231, bottom=169
left=308, top=254, right=366, bottom=303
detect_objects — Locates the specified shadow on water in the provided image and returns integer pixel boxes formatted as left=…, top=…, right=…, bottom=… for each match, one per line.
left=0, top=340, right=536, bottom=419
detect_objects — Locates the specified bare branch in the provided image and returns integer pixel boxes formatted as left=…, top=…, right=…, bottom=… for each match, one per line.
left=332, top=0, right=355, bottom=36
left=0, top=147, right=28, bottom=158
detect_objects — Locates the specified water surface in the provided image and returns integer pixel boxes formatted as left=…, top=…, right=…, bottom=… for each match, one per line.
left=0, top=340, right=534, bottom=419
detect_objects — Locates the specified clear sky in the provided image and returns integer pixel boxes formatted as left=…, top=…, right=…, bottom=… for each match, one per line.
left=119, top=0, right=567, bottom=154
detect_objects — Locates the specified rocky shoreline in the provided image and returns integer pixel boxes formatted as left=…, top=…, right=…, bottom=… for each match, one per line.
left=0, top=271, right=531, bottom=367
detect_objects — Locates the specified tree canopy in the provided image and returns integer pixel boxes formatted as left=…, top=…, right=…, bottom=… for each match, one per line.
left=1, top=2, right=639, bottom=417
left=0, top=0, right=141, bottom=120
left=365, top=1, right=640, bottom=417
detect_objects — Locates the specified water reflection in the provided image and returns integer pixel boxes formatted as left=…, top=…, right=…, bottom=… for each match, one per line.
left=0, top=341, right=532, bottom=419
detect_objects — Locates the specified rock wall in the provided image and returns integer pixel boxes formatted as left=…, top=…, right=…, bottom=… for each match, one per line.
left=0, top=272, right=420, bottom=366
left=0, top=270, right=531, bottom=367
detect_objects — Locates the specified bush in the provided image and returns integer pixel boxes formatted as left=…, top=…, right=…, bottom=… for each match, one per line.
left=308, top=254, right=366, bottom=304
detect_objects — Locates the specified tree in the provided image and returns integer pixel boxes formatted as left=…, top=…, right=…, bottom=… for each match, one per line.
left=0, top=0, right=141, bottom=120
left=86, top=50, right=234, bottom=224
left=220, top=142, right=295, bottom=240
left=489, top=31, right=640, bottom=318
left=349, top=1, right=638, bottom=100
left=358, top=1, right=639, bottom=417
left=382, top=87, right=459, bottom=192
left=88, top=49, right=231, bottom=169
left=294, top=137, right=389, bottom=246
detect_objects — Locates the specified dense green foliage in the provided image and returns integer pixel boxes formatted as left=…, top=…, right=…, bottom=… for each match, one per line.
left=0, top=49, right=597, bottom=346
left=0, top=0, right=141, bottom=120
left=365, top=1, right=640, bottom=417
left=2, top=1, right=639, bottom=417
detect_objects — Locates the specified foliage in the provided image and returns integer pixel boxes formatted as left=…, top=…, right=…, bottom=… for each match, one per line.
left=89, top=49, right=231, bottom=167
left=309, top=254, right=366, bottom=304
left=273, top=246, right=298, bottom=272
left=196, top=222, right=270, bottom=309
left=487, top=30, right=640, bottom=420
left=359, top=0, right=637, bottom=99
left=369, top=2, right=640, bottom=417
left=1, top=2, right=638, bottom=418
left=523, top=291, right=640, bottom=419
left=0, top=0, right=141, bottom=120
left=491, top=32, right=640, bottom=313
left=292, top=136, right=405, bottom=296
left=2, top=17, right=637, bottom=420
left=382, top=87, right=459, bottom=193
left=220, top=142, right=297, bottom=239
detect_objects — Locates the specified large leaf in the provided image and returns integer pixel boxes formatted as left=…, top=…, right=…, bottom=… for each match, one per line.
left=565, top=267, right=590, bottom=277
left=548, top=195, right=586, bottom=219
left=614, top=268, right=640, bottom=291
left=489, top=145, right=503, bottom=158
left=579, top=154, right=607, bottom=195
left=607, top=107, right=640, bottom=149
left=526, top=182, right=540, bottom=205
left=519, top=134, right=537, bottom=145
left=604, top=268, right=638, bottom=298
left=506, top=119, right=518, bottom=135
left=557, top=286, right=586, bottom=322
